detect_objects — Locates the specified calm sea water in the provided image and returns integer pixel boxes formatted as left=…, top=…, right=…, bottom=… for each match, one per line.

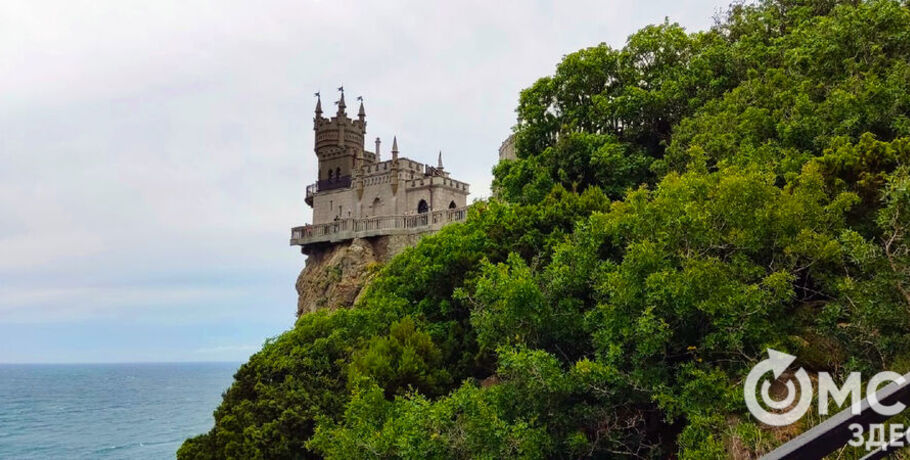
left=0, top=362, right=239, bottom=459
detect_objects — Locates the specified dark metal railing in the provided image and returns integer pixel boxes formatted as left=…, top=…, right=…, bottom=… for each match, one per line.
left=317, top=175, right=352, bottom=191
left=305, top=176, right=353, bottom=200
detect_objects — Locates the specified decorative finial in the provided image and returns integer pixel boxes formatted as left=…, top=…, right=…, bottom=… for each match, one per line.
left=358, top=97, right=366, bottom=119
left=314, top=91, right=322, bottom=115
left=375, top=137, right=381, bottom=160
left=437, top=150, right=444, bottom=170
left=335, top=86, right=346, bottom=114
left=392, top=136, right=399, bottom=161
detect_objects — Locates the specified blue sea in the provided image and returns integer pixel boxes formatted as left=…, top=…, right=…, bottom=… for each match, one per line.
left=0, top=362, right=239, bottom=459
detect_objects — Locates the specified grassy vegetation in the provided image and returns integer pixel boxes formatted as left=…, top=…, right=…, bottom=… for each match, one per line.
left=180, top=1, right=910, bottom=457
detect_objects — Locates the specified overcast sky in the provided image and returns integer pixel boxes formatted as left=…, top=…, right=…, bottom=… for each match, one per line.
left=0, top=0, right=730, bottom=363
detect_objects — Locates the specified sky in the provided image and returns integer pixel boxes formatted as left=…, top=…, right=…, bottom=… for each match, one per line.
left=0, top=0, right=731, bottom=363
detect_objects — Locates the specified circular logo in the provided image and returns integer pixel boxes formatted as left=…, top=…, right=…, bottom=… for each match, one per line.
left=744, top=349, right=813, bottom=426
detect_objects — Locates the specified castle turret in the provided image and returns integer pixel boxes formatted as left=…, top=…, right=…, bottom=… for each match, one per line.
left=336, top=87, right=346, bottom=115
left=390, top=136, right=399, bottom=195
left=312, top=86, right=366, bottom=189
left=353, top=96, right=366, bottom=135
left=336, top=92, right=346, bottom=147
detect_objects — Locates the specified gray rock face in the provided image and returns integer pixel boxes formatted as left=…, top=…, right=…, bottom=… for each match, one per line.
left=294, top=233, right=424, bottom=316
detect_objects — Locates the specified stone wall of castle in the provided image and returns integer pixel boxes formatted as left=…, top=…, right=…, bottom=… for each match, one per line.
left=499, top=134, right=516, bottom=161
left=310, top=156, right=469, bottom=222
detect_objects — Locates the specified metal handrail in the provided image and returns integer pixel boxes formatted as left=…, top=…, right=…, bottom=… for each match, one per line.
left=305, top=176, right=353, bottom=197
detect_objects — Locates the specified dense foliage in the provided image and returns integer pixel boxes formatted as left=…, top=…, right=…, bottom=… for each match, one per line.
left=180, top=1, right=910, bottom=457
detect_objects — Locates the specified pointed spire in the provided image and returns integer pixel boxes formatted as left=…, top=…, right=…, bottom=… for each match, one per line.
left=358, top=99, right=366, bottom=120
left=337, top=94, right=346, bottom=114
left=437, top=151, right=444, bottom=169
left=314, top=91, right=322, bottom=116
left=390, top=136, right=399, bottom=195
left=336, top=86, right=346, bottom=115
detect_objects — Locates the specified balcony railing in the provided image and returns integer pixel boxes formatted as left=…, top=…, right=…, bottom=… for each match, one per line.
left=305, top=175, right=352, bottom=205
left=317, top=175, right=352, bottom=191
left=291, top=207, right=467, bottom=248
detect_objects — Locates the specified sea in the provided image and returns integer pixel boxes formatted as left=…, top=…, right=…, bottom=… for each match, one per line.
left=0, top=362, right=239, bottom=459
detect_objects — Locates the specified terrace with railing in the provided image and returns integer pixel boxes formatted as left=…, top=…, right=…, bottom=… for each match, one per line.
left=291, top=207, right=468, bottom=250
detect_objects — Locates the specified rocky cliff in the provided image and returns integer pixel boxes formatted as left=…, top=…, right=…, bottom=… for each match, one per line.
left=294, top=234, right=425, bottom=316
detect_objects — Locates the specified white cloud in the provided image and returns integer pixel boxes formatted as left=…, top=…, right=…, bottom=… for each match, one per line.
left=0, top=0, right=729, bottom=359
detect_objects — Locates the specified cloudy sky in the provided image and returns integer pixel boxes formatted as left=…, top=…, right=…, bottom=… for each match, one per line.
left=0, top=0, right=729, bottom=363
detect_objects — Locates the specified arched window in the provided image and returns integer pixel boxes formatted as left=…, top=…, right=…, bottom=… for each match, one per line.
left=327, top=169, right=334, bottom=182
left=417, top=199, right=429, bottom=214
left=371, top=197, right=381, bottom=216
left=336, top=167, right=341, bottom=179
left=448, top=200, right=456, bottom=209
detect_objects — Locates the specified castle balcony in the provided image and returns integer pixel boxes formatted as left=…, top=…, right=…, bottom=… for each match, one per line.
left=304, top=184, right=317, bottom=206
left=290, top=207, right=468, bottom=252
left=304, top=175, right=352, bottom=206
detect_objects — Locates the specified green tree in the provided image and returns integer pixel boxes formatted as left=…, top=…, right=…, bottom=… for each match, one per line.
left=181, top=2, right=910, bottom=458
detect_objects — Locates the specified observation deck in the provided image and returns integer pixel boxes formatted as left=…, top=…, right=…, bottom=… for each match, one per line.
left=290, top=207, right=467, bottom=253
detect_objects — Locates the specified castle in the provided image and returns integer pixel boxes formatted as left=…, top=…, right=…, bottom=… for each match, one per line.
left=290, top=89, right=470, bottom=254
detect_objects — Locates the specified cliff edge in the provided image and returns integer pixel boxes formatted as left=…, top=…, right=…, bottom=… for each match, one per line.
left=294, top=234, right=424, bottom=316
